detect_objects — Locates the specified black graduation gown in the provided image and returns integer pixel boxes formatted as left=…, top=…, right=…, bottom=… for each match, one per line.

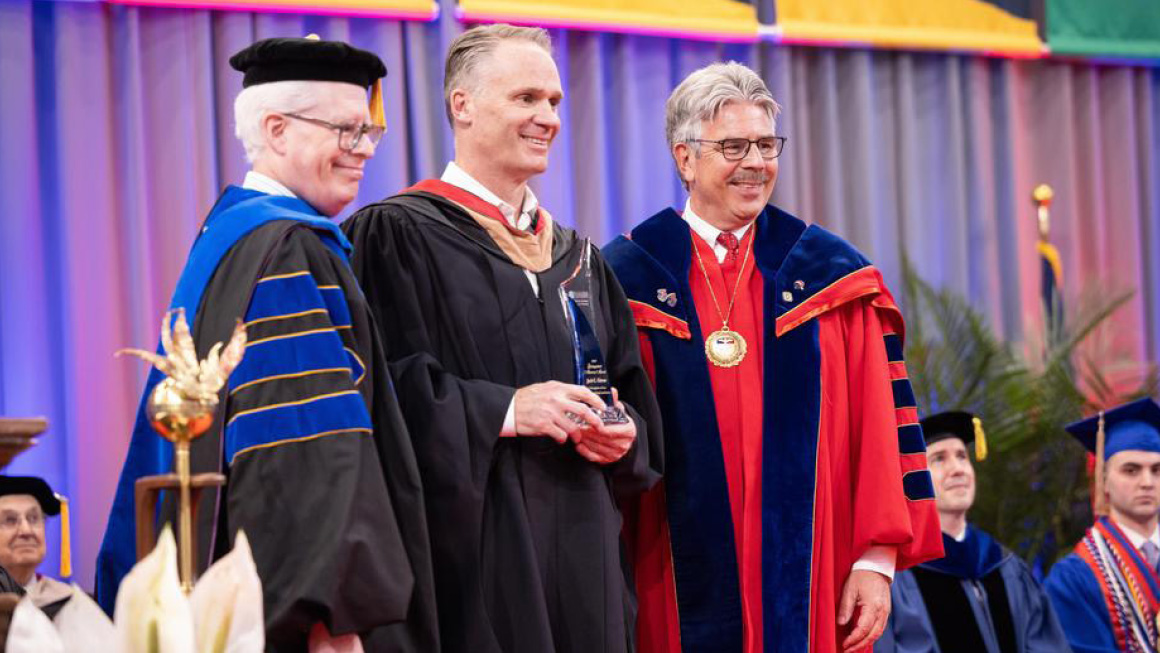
left=178, top=217, right=438, bottom=652
left=342, top=189, right=664, bottom=653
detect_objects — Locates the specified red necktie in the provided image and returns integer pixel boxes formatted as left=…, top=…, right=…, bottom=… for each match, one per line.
left=717, top=232, right=740, bottom=264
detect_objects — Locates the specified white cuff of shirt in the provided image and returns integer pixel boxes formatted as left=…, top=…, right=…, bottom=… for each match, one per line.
left=500, top=397, right=518, bottom=437
left=851, top=545, right=897, bottom=581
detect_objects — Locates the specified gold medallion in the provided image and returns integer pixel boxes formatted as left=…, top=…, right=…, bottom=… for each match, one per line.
left=691, top=231, right=755, bottom=370
left=705, top=328, right=747, bottom=367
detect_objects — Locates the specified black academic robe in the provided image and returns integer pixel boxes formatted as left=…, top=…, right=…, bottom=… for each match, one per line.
left=875, top=525, right=1071, bottom=653
left=0, top=569, right=19, bottom=597
left=97, top=188, right=438, bottom=653
left=342, top=187, right=663, bottom=653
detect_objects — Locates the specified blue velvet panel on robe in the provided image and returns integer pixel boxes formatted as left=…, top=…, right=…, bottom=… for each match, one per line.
left=604, top=205, right=876, bottom=652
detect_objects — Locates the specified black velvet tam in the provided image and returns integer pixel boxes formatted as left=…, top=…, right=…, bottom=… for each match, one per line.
left=920, top=410, right=978, bottom=447
left=0, top=476, right=60, bottom=515
left=229, top=36, right=387, bottom=89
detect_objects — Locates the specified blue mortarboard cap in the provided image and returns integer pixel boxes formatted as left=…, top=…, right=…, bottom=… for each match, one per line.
left=1065, top=397, right=1160, bottom=460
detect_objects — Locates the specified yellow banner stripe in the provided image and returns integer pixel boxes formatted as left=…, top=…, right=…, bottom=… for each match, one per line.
left=776, top=0, right=1042, bottom=55
left=459, top=0, right=757, bottom=39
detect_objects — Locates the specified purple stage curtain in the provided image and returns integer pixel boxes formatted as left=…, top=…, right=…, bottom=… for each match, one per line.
left=0, top=0, right=1157, bottom=590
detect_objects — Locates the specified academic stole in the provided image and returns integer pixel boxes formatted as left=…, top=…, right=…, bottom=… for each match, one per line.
left=1078, top=519, right=1160, bottom=653
left=406, top=179, right=555, bottom=272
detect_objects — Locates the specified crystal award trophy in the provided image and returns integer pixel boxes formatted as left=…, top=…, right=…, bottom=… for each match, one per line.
left=559, top=239, right=629, bottom=425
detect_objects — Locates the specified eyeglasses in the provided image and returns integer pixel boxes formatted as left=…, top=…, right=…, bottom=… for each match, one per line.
left=689, top=136, right=787, bottom=161
left=283, top=113, right=384, bottom=152
left=0, top=511, right=42, bottom=530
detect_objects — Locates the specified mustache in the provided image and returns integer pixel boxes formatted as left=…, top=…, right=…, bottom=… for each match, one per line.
left=728, top=172, right=770, bottom=184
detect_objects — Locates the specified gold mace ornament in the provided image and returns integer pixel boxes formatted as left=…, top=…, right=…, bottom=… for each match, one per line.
left=119, top=309, right=245, bottom=592
left=147, top=379, right=214, bottom=593
left=1032, top=184, right=1054, bottom=240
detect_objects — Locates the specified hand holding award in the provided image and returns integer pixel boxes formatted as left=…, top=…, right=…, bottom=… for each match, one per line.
left=559, top=239, right=629, bottom=425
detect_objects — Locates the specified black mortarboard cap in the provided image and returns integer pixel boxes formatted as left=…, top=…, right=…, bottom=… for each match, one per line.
left=920, top=410, right=988, bottom=460
left=0, top=476, right=60, bottom=515
left=229, top=36, right=387, bottom=90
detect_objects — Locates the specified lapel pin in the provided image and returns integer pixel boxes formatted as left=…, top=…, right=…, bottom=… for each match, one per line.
left=656, top=289, right=678, bottom=307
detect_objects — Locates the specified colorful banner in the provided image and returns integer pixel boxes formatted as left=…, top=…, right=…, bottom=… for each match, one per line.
left=770, top=0, right=1043, bottom=56
left=457, top=0, right=759, bottom=42
left=1046, top=0, right=1160, bottom=60
left=65, top=0, right=1160, bottom=60
left=104, top=0, right=438, bottom=19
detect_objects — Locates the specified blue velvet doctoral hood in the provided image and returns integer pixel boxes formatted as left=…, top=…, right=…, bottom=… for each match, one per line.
left=95, top=186, right=350, bottom=613
left=921, top=524, right=1007, bottom=580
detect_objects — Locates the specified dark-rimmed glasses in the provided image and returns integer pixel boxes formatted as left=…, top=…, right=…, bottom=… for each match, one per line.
left=284, top=113, right=384, bottom=152
left=689, top=136, right=787, bottom=161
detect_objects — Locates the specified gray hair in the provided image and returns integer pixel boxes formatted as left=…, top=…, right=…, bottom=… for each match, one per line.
left=233, top=81, right=322, bottom=163
left=665, top=61, right=780, bottom=150
left=443, top=24, right=553, bottom=125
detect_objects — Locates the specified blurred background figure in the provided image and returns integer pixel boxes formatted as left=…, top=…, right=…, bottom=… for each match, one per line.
left=1046, top=399, right=1160, bottom=653
left=0, top=476, right=70, bottom=618
left=876, top=411, right=1070, bottom=653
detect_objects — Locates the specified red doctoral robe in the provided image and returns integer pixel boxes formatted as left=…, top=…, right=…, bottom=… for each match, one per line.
left=604, top=206, right=943, bottom=653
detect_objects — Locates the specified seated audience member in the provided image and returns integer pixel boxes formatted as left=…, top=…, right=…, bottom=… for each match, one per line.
left=876, top=411, right=1071, bottom=653
left=0, top=476, right=70, bottom=618
left=1046, top=398, right=1160, bottom=653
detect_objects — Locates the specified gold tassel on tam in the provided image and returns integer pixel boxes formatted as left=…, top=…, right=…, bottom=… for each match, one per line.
left=972, top=416, right=988, bottom=461
left=55, top=493, right=71, bottom=578
left=1094, top=411, right=1108, bottom=517
left=370, top=79, right=386, bottom=129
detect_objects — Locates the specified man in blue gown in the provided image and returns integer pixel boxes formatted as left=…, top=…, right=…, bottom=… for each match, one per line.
left=95, top=36, right=437, bottom=652
left=1046, top=398, right=1160, bottom=653
left=876, top=411, right=1071, bottom=653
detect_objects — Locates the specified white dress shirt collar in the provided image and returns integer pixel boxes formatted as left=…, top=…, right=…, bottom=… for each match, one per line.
left=441, top=162, right=539, bottom=232
left=242, top=170, right=297, bottom=198
left=1119, top=521, right=1160, bottom=552
left=951, top=522, right=969, bottom=542
left=682, top=199, right=754, bottom=264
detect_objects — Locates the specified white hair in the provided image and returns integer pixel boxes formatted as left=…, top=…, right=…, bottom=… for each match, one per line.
left=665, top=61, right=780, bottom=149
left=233, top=81, right=323, bottom=163
left=443, top=24, right=553, bottom=126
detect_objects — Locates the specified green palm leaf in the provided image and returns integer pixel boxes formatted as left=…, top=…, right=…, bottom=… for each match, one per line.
left=899, top=259, right=1154, bottom=569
